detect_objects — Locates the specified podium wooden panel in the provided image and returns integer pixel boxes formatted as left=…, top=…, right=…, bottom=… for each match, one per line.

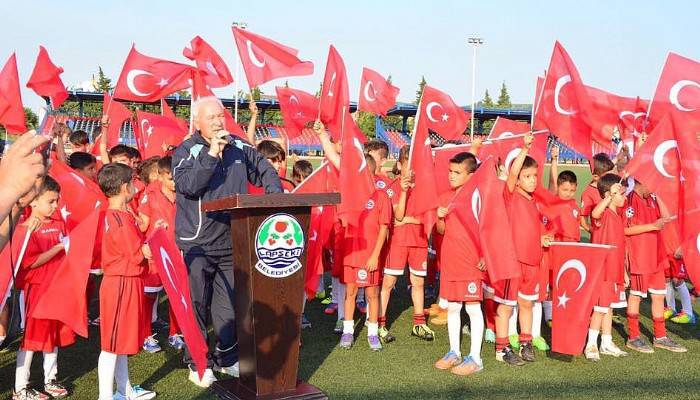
left=203, top=193, right=339, bottom=400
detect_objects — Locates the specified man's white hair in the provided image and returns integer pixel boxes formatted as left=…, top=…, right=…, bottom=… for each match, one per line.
left=192, top=96, right=224, bottom=120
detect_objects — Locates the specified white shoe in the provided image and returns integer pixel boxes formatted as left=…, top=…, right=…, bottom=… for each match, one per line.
left=214, top=361, right=240, bottom=378
left=600, top=342, right=628, bottom=357
left=188, top=368, right=217, bottom=388
left=126, top=385, right=156, bottom=400
left=584, top=345, right=600, bottom=362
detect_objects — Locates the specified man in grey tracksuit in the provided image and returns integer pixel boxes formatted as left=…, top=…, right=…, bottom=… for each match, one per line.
left=172, top=97, right=282, bottom=386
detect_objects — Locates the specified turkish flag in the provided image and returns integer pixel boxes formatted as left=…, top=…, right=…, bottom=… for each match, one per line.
left=419, top=85, right=469, bottom=140
left=293, top=161, right=339, bottom=298
left=232, top=27, right=313, bottom=89
left=26, top=46, right=68, bottom=108
left=337, top=116, right=375, bottom=226
left=275, top=86, right=318, bottom=139
left=647, top=52, right=700, bottom=133
left=190, top=69, right=215, bottom=100
left=481, top=132, right=548, bottom=184
left=113, top=46, right=193, bottom=102
left=32, top=210, right=102, bottom=338
left=549, top=242, right=613, bottom=355
left=135, top=111, right=188, bottom=158
left=487, top=117, right=531, bottom=140
left=0, top=225, right=30, bottom=312
left=358, top=67, right=399, bottom=117
left=147, top=228, right=208, bottom=378
left=319, top=45, right=349, bottom=139
left=183, top=35, right=233, bottom=88
left=161, top=99, right=189, bottom=132
left=534, top=41, right=593, bottom=158
left=0, top=53, right=27, bottom=134
left=433, top=144, right=473, bottom=194
left=223, top=107, right=245, bottom=137
left=407, top=115, right=439, bottom=220
left=49, top=159, right=107, bottom=232
left=584, top=85, right=649, bottom=148
left=625, top=115, right=681, bottom=217
left=102, top=92, right=133, bottom=149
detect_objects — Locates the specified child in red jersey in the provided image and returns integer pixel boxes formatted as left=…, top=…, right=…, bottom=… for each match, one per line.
left=67, top=151, right=99, bottom=182
left=433, top=152, right=485, bottom=376
left=364, top=140, right=395, bottom=191
left=14, top=176, right=73, bottom=399
left=255, top=140, right=295, bottom=192
left=624, top=180, right=686, bottom=353
left=138, top=156, right=184, bottom=352
left=493, top=133, right=552, bottom=366
left=338, top=155, right=391, bottom=352
left=380, top=145, right=435, bottom=343
left=585, top=174, right=629, bottom=361
left=96, top=163, right=156, bottom=400
left=579, top=153, right=615, bottom=236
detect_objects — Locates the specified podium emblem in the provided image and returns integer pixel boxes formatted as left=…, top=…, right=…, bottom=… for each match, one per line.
left=254, top=213, right=305, bottom=278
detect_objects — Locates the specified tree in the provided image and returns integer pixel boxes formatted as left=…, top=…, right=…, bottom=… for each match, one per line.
left=482, top=89, right=494, bottom=107
left=415, top=76, right=427, bottom=104
left=355, top=111, right=376, bottom=138
left=95, top=66, right=112, bottom=92
left=24, top=107, right=38, bottom=129
left=496, top=81, right=512, bottom=108
left=251, top=87, right=262, bottom=101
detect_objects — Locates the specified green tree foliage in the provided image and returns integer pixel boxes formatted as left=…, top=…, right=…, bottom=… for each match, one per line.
left=496, top=81, right=512, bottom=108
left=95, top=66, right=112, bottom=92
left=482, top=89, right=494, bottom=107
left=415, top=76, right=427, bottom=105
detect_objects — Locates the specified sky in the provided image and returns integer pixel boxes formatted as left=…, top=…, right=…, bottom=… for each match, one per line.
left=3, top=0, right=699, bottom=114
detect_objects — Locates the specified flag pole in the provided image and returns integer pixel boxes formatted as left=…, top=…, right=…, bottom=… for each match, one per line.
left=0, top=227, right=33, bottom=311
left=532, top=70, right=548, bottom=129
left=407, top=95, right=423, bottom=167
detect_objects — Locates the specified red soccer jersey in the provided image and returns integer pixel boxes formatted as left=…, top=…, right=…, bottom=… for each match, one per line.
left=542, top=199, right=581, bottom=242
left=505, top=188, right=543, bottom=266
left=592, top=207, right=626, bottom=284
left=102, top=209, right=146, bottom=277
left=388, top=179, right=427, bottom=248
left=19, top=219, right=66, bottom=287
left=138, top=183, right=176, bottom=238
left=374, top=175, right=395, bottom=194
left=580, top=184, right=601, bottom=217
left=438, top=190, right=481, bottom=281
left=342, top=190, right=391, bottom=268
left=625, top=192, right=665, bottom=274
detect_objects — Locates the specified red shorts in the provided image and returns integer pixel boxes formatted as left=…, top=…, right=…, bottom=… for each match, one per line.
left=665, top=258, right=688, bottom=280
left=492, top=263, right=542, bottom=305
left=594, top=282, right=627, bottom=312
left=384, top=246, right=428, bottom=277
left=439, top=276, right=483, bottom=302
left=342, top=266, right=381, bottom=287
left=629, top=270, right=666, bottom=298
left=144, top=261, right=163, bottom=293
left=22, top=284, right=75, bottom=352
left=100, top=275, right=148, bottom=355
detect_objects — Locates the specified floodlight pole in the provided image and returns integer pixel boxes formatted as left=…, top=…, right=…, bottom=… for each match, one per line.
left=468, top=37, right=483, bottom=140
left=232, top=21, right=248, bottom=123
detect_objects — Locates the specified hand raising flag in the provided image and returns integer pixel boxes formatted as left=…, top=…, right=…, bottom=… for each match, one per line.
left=232, top=27, right=313, bottom=88
left=358, top=67, right=399, bottom=117
left=26, top=46, right=68, bottom=108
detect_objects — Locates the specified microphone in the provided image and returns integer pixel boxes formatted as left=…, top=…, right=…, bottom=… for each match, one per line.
left=215, top=130, right=236, bottom=146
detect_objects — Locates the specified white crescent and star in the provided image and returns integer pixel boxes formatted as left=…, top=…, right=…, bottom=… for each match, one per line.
left=669, top=80, right=700, bottom=112
left=353, top=137, right=366, bottom=172
left=504, top=148, right=522, bottom=173
left=327, top=73, right=337, bottom=97
left=426, top=102, right=445, bottom=123
left=498, top=131, right=515, bottom=139
left=653, top=139, right=678, bottom=179
left=363, top=81, right=377, bottom=102
left=471, top=189, right=481, bottom=223
left=246, top=40, right=266, bottom=68
left=126, top=69, right=155, bottom=97
left=141, top=119, right=154, bottom=147
left=160, top=247, right=188, bottom=311
left=555, top=259, right=587, bottom=307
left=554, top=75, right=576, bottom=115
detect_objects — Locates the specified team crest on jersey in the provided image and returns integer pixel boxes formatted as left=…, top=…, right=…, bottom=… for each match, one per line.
left=467, top=282, right=478, bottom=294
left=366, top=199, right=375, bottom=210
left=254, top=214, right=305, bottom=278
left=541, top=216, right=549, bottom=225
left=376, top=180, right=386, bottom=189
left=357, top=269, right=368, bottom=280
left=572, top=209, right=579, bottom=218
left=141, top=193, right=148, bottom=204
left=626, top=207, right=635, bottom=218
left=386, top=188, right=395, bottom=198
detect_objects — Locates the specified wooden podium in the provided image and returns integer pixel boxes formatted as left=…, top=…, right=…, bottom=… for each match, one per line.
left=203, top=193, right=340, bottom=400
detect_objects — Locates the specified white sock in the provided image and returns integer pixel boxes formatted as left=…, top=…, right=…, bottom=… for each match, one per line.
left=0, top=335, right=5, bottom=346
left=18, top=290, right=26, bottom=330
left=15, top=349, right=34, bottom=393
left=438, top=297, right=448, bottom=309
left=465, top=303, right=484, bottom=365
left=601, top=334, right=613, bottom=347
left=116, top=355, right=131, bottom=396
left=532, top=302, right=543, bottom=337
left=665, top=282, right=676, bottom=312
left=676, top=282, right=693, bottom=316
left=98, top=351, right=117, bottom=400
left=343, top=320, right=354, bottom=334
left=586, top=329, right=599, bottom=348
left=447, top=302, right=462, bottom=356
left=508, top=305, right=518, bottom=336
left=543, top=300, right=553, bottom=321
left=367, top=322, right=378, bottom=337
left=43, top=348, right=58, bottom=383
left=336, top=283, right=346, bottom=321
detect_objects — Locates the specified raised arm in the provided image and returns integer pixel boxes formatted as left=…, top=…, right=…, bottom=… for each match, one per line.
left=245, top=92, right=258, bottom=145
left=506, top=132, right=533, bottom=193
left=313, top=119, right=340, bottom=170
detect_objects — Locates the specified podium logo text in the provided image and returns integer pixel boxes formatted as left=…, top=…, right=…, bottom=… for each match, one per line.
left=254, top=213, right=305, bottom=278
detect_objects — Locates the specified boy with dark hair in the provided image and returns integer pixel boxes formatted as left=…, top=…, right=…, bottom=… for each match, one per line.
left=580, top=153, right=615, bottom=235
left=96, top=163, right=156, bottom=400
left=68, top=130, right=90, bottom=153
left=68, top=151, right=98, bottom=182
left=14, top=176, right=74, bottom=399
left=292, top=159, right=313, bottom=185
left=254, top=140, right=295, bottom=192
left=107, top=145, right=134, bottom=167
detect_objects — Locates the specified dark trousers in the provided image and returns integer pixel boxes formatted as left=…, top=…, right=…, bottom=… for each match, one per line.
left=183, top=251, right=238, bottom=369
